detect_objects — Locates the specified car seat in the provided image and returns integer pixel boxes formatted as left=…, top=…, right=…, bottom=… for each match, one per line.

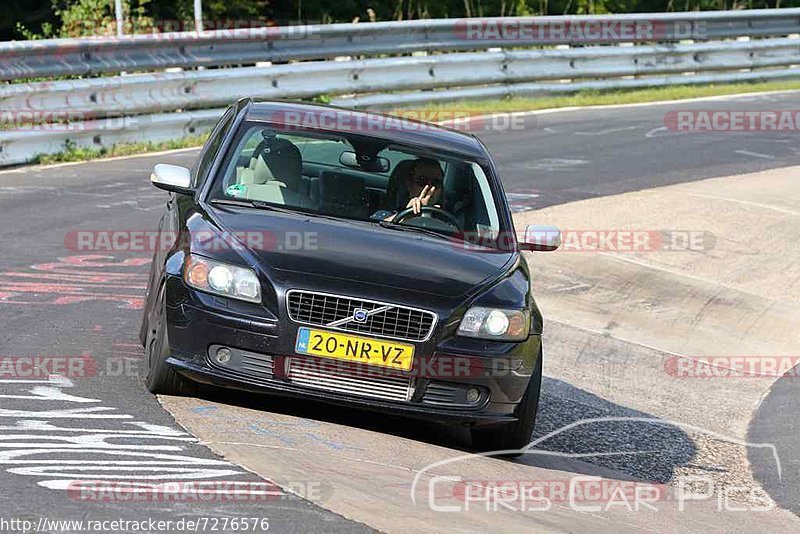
left=318, top=171, right=369, bottom=219
left=237, top=137, right=308, bottom=206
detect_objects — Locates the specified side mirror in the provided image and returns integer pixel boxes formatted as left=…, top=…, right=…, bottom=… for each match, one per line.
left=520, top=225, right=561, bottom=252
left=151, top=164, right=193, bottom=194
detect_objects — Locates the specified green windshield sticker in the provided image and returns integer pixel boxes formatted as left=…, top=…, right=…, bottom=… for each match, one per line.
left=226, top=184, right=247, bottom=197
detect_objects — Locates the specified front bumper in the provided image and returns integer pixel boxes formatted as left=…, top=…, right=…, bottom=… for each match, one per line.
left=164, top=277, right=541, bottom=426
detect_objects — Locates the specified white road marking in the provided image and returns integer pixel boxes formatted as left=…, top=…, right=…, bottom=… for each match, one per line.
left=0, top=186, right=59, bottom=196
left=0, top=407, right=132, bottom=419
left=506, top=192, right=542, bottom=213
left=506, top=193, right=541, bottom=200
left=0, top=386, right=100, bottom=403
left=526, top=158, right=589, bottom=172
left=574, top=126, right=638, bottom=136
left=0, top=443, right=186, bottom=451
left=734, top=149, right=775, bottom=160
left=96, top=199, right=162, bottom=211
left=0, top=376, right=248, bottom=491
left=688, top=193, right=800, bottom=216
left=551, top=282, right=593, bottom=293
left=0, top=376, right=73, bottom=386
left=645, top=126, right=669, bottom=138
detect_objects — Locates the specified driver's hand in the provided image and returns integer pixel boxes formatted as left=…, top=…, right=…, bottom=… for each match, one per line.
left=406, top=185, right=437, bottom=215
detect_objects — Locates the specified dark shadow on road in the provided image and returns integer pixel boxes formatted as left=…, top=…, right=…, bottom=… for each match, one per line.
left=528, top=377, right=695, bottom=483
left=747, top=363, right=800, bottom=517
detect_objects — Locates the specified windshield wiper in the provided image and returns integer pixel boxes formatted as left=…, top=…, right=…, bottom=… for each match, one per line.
left=210, top=198, right=346, bottom=222
left=209, top=198, right=297, bottom=214
left=377, top=220, right=451, bottom=241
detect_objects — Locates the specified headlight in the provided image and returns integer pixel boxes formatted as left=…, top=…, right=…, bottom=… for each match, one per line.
left=457, top=307, right=530, bottom=341
left=184, top=255, right=261, bottom=303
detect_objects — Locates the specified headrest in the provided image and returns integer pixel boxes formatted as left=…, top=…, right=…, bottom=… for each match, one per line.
left=258, top=137, right=302, bottom=190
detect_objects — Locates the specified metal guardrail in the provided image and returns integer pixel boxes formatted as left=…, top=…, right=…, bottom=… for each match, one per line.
left=5, top=38, right=800, bottom=118
left=3, top=9, right=800, bottom=166
left=0, top=109, right=221, bottom=166
left=2, top=8, right=800, bottom=81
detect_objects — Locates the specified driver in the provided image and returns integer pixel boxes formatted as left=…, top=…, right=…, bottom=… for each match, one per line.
left=386, top=158, right=444, bottom=220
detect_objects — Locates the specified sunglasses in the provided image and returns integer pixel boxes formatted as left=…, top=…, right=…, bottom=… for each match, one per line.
left=413, top=175, right=443, bottom=188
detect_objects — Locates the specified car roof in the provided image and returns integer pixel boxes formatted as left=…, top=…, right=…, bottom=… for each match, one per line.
left=241, top=99, right=489, bottom=159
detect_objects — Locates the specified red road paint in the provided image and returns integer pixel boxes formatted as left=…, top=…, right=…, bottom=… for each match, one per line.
left=0, top=255, right=149, bottom=309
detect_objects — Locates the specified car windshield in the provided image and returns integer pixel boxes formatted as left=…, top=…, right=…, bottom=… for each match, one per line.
left=208, top=123, right=504, bottom=246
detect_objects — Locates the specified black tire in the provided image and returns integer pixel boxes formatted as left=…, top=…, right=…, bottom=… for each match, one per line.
left=143, top=285, right=196, bottom=396
left=471, top=349, right=542, bottom=457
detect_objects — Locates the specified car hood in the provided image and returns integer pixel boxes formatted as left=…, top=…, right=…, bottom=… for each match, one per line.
left=204, top=207, right=514, bottom=299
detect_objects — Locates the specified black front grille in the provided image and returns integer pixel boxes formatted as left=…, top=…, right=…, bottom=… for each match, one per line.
left=286, top=290, right=436, bottom=342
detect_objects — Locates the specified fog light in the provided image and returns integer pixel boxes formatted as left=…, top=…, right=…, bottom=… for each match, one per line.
left=215, top=347, right=232, bottom=364
left=466, top=388, right=481, bottom=403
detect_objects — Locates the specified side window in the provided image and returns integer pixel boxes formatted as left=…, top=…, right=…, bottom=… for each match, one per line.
left=192, top=107, right=236, bottom=187
left=470, top=163, right=500, bottom=237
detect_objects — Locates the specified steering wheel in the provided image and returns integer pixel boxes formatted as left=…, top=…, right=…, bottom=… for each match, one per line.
left=394, top=206, right=461, bottom=229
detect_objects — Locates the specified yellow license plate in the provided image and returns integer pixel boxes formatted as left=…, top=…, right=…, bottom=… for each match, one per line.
left=295, top=327, right=414, bottom=371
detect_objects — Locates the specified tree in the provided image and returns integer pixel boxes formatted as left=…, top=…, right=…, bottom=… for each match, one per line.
left=17, top=0, right=152, bottom=39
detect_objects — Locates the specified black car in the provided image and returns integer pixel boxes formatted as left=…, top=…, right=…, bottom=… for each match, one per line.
left=140, top=99, right=560, bottom=453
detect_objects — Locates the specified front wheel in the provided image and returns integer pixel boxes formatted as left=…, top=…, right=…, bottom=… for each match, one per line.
left=143, top=285, right=196, bottom=396
left=471, top=349, right=542, bottom=457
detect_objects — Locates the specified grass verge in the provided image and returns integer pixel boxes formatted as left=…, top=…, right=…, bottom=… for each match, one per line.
left=390, top=80, right=800, bottom=116
left=30, top=133, right=210, bottom=165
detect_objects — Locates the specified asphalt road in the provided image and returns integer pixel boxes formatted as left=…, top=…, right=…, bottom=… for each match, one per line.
left=481, top=91, right=800, bottom=210
left=1, top=90, right=800, bottom=531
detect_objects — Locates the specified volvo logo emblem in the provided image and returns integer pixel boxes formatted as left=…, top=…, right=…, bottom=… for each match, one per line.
left=353, top=308, right=369, bottom=323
